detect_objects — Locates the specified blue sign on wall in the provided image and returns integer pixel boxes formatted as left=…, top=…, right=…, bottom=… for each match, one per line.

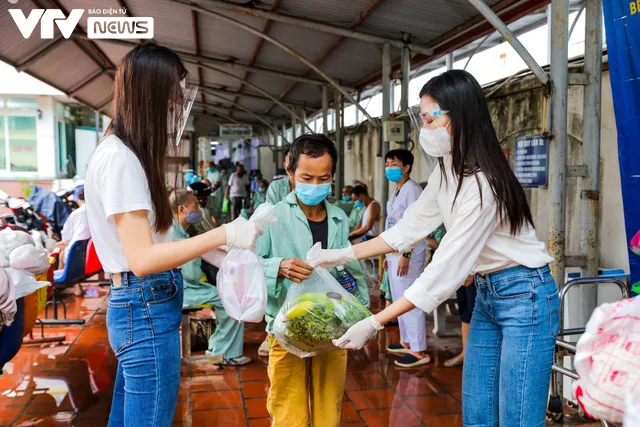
left=514, top=135, right=548, bottom=187
left=603, top=0, right=640, bottom=295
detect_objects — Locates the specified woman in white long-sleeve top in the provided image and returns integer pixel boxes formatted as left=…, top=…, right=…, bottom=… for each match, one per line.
left=307, top=70, right=559, bottom=427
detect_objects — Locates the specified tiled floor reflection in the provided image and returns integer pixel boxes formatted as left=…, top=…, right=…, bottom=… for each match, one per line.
left=0, top=287, right=601, bottom=427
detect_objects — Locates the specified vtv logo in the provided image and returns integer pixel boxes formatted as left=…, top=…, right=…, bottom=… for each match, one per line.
left=8, top=9, right=83, bottom=39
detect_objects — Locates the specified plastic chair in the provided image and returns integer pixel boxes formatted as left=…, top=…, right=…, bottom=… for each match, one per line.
left=45, top=239, right=89, bottom=322
left=83, top=239, right=109, bottom=286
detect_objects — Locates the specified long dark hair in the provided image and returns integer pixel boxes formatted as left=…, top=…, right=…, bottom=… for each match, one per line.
left=107, top=43, right=187, bottom=234
left=419, top=70, right=533, bottom=236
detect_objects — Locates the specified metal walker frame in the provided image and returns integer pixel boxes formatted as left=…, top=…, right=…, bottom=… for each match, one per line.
left=547, top=277, right=630, bottom=426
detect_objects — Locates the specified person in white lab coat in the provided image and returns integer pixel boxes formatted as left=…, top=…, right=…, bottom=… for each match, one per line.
left=56, top=187, right=91, bottom=295
left=307, top=70, right=558, bottom=427
left=382, top=149, right=429, bottom=368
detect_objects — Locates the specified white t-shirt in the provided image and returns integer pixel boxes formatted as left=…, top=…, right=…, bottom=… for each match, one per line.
left=60, top=204, right=91, bottom=244
left=85, top=134, right=171, bottom=274
left=228, top=172, right=250, bottom=198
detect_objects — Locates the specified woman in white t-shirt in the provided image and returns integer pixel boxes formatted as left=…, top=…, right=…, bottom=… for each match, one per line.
left=85, top=43, right=260, bottom=427
left=308, top=70, right=559, bottom=427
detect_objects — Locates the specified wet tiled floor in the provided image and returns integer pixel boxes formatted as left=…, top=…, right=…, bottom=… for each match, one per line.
left=0, top=287, right=601, bottom=427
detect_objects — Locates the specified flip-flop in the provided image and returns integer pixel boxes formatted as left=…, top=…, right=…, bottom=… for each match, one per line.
left=387, top=343, right=411, bottom=354
left=444, top=356, right=464, bottom=368
left=395, top=352, right=431, bottom=368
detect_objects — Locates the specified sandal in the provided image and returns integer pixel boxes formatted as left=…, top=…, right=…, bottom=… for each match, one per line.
left=444, top=355, right=464, bottom=368
left=395, top=352, right=431, bottom=368
left=387, top=342, right=411, bottom=355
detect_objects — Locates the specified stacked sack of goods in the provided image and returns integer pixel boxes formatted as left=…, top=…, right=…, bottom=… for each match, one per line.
left=0, top=228, right=51, bottom=330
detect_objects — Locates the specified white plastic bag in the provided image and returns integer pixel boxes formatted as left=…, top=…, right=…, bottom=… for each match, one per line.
left=217, top=203, right=276, bottom=323
left=9, top=245, right=50, bottom=275
left=573, top=297, right=640, bottom=424
left=0, top=228, right=33, bottom=257
left=272, top=267, right=371, bottom=358
left=5, top=268, right=50, bottom=300
left=624, top=390, right=640, bottom=427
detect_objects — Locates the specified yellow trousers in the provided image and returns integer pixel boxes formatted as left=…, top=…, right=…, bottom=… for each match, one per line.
left=267, top=337, right=347, bottom=427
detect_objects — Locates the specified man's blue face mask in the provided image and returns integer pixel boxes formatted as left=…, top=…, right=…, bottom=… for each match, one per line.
left=342, top=196, right=351, bottom=202
left=385, top=167, right=404, bottom=183
left=295, top=181, right=332, bottom=206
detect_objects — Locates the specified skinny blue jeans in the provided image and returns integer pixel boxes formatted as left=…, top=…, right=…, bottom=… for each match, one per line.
left=106, top=270, right=184, bottom=427
left=462, top=265, right=560, bottom=427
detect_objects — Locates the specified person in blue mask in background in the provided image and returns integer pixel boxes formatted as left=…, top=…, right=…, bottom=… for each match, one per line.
left=335, top=185, right=354, bottom=216
left=382, top=149, right=430, bottom=367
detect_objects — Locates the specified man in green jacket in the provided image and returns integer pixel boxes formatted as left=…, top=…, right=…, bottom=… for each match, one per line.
left=257, top=134, right=369, bottom=426
left=266, top=148, right=294, bottom=205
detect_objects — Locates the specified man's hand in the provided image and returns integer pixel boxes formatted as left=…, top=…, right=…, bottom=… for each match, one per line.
left=55, top=240, right=69, bottom=250
left=397, top=256, right=409, bottom=277
left=383, top=258, right=388, bottom=271
left=279, top=258, right=313, bottom=283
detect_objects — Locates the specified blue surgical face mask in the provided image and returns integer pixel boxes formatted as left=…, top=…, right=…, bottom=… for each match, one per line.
left=342, top=196, right=351, bottom=202
left=295, top=181, right=332, bottom=206
left=258, top=187, right=266, bottom=193
left=207, top=167, right=214, bottom=173
left=355, top=201, right=365, bottom=208
left=385, top=167, right=404, bottom=183
left=182, top=206, right=203, bottom=225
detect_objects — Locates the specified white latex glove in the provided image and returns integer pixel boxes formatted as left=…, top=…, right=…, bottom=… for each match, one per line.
left=306, top=242, right=357, bottom=269
left=332, top=315, right=384, bottom=350
left=223, top=217, right=261, bottom=249
left=201, top=248, right=227, bottom=268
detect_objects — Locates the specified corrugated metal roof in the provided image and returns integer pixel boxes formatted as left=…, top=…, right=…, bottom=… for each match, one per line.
left=360, top=0, right=503, bottom=44
left=27, top=42, right=101, bottom=93
left=0, top=0, right=561, bottom=129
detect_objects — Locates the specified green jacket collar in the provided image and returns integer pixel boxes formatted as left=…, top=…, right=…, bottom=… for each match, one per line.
left=172, top=219, right=189, bottom=239
left=284, top=191, right=345, bottom=249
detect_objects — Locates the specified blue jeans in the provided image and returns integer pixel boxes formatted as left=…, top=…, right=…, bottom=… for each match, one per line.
left=106, top=270, right=184, bottom=427
left=462, top=265, right=559, bottom=427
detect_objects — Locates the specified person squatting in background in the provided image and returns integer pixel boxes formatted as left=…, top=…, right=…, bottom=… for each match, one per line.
left=169, top=190, right=251, bottom=366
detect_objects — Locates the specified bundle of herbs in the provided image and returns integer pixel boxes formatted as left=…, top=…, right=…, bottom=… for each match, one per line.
left=273, top=268, right=371, bottom=358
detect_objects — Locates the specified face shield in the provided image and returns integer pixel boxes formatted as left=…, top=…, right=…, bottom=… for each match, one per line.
left=169, top=82, right=199, bottom=146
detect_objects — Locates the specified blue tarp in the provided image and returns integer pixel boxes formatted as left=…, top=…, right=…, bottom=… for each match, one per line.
left=27, top=186, right=70, bottom=235
left=603, top=0, right=640, bottom=294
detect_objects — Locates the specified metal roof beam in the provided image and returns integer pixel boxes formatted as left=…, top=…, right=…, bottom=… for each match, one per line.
left=231, top=0, right=281, bottom=119
left=468, top=0, right=548, bottom=85
left=195, top=0, right=434, bottom=56
left=266, top=0, right=386, bottom=115
left=195, top=101, right=289, bottom=143
left=196, top=84, right=310, bottom=110
left=68, top=69, right=108, bottom=95
left=179, top=2, right=378, bottom=128
left=193, top=100, right=284, bottom=122
left=73, top=35, right=346, bottom=89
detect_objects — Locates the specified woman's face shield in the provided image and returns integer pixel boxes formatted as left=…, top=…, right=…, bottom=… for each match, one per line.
left=408, top=102, right=449, bottom=132
left=169, top=81, right=199, bottom=146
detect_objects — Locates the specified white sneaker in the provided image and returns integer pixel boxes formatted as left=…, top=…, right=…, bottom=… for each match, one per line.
left=258, top=339, right=270, bottom=357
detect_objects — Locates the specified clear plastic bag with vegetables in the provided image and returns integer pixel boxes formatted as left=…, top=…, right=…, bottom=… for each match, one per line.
left=273, top=267, right=371, bottom=358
